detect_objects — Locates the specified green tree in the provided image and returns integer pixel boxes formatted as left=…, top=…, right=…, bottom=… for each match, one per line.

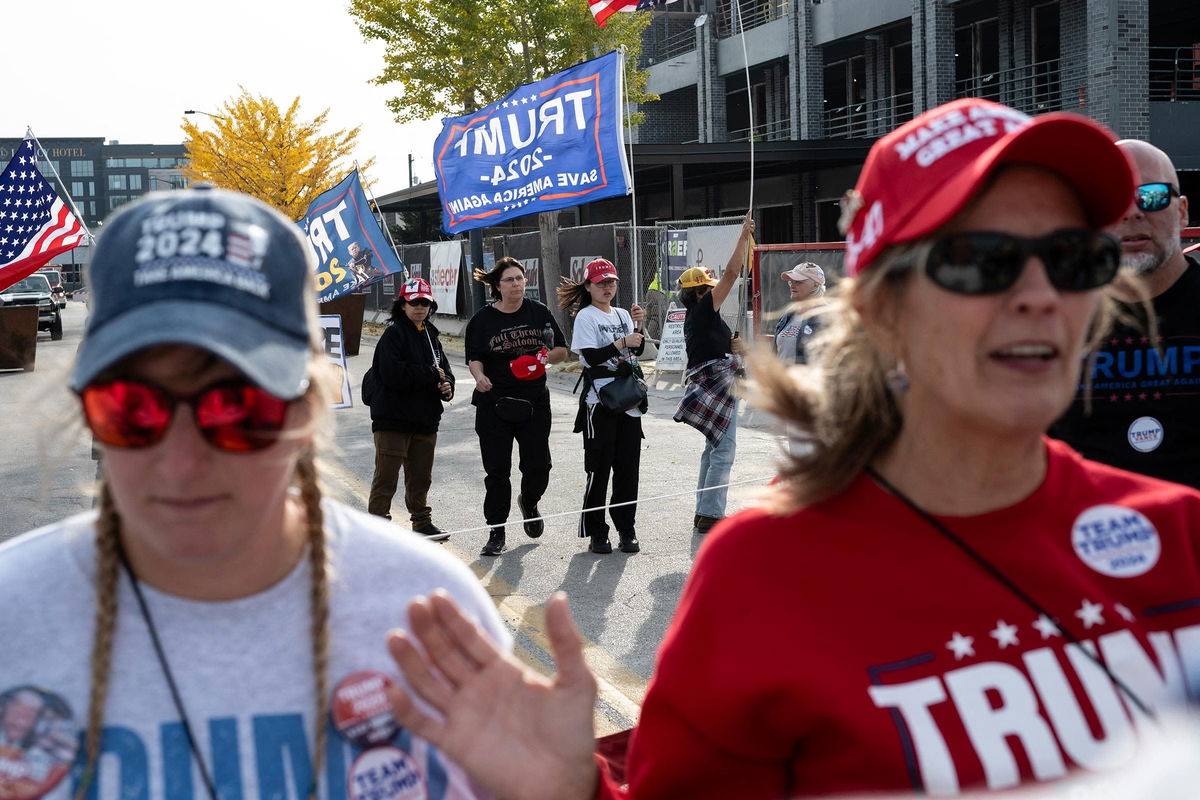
left=181, top=88, right=374, bottom=220
left=349, top=0, right=655, bottom=123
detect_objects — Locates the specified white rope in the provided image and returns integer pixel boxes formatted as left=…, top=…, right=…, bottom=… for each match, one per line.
left=440, top=474, right=775, bottom=536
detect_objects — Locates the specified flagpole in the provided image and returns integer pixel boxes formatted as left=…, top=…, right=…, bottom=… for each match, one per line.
left=619, top=47, right=641, bottom=312
left=730, top=1, right=754, bottom=339
left=27, top=127, right=94, bottom=243
left=355, top=161, right=406, bottom=272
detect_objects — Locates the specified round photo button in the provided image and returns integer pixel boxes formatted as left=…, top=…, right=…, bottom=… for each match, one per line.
left=0, top=686, right=79, bottom=800
left=332, top=670, right=399, bottom=749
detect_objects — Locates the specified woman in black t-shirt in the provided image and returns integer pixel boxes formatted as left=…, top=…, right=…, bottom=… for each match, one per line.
left=672, top=215, right=755, bottom=533
left=464, top=257, right=568, bottom=556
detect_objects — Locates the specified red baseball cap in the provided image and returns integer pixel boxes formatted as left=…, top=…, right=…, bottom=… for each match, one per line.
left=841, top=98, right=1136, bottom=276
left=585, top=258, right=619, bottom=283
left=400, top=278, right=434, bottom=301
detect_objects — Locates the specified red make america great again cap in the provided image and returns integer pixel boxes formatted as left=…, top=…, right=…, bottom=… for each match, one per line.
left=840, top=98, right=1136, bottom=276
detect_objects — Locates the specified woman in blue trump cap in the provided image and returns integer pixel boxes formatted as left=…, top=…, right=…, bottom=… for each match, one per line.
left=0, top=186, right=508, bottom=800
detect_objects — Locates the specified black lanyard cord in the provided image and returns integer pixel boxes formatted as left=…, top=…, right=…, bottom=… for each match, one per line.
left=116, top=540, right=221, bottom=800
left=864, top=466, right=1157, bottom=721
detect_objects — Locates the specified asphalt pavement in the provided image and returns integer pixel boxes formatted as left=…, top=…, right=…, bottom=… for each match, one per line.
left=0, top=302, right=789, bottom=733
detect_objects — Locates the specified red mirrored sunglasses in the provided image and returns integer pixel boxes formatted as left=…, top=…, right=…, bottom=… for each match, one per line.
left=81, top=379, right=291, bottom=452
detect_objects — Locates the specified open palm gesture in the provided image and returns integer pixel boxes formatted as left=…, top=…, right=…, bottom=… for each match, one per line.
left=387, top=591, right=601, bottom=800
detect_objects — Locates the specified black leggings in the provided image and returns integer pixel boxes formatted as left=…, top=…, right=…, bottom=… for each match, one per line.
left=475, top=396, right=553, bottom=526
left=579, top=402, right=642, bottom=538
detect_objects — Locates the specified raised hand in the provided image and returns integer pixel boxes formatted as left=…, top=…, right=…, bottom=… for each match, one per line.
left=630, top=303, right=645, bottom=324
left=387, top=591, right=600, bottom=800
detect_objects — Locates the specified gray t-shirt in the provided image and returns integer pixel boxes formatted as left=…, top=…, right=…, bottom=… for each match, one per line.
left=0, top=500, right=508, bottom=799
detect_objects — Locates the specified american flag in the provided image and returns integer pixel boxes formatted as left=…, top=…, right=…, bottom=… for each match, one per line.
left=588, top=0, right=677, bottom=27
left=0, top=137, right=85, bottom=292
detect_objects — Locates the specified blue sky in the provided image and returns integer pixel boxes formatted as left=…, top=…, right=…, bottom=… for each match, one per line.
left=7, top=0, right=441, bottom=195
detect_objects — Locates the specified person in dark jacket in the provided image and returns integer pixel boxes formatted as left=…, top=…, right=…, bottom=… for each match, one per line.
left=367, top=278, right=455, bottom=538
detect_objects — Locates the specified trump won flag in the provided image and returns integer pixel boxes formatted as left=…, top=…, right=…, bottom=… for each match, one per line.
left=434, top=50, right=632, bottom=235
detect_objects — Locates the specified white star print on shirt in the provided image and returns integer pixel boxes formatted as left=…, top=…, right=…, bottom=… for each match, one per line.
left=1032, top=615, right=1062, bottom=639
left=990, top=620, right=1019, bottom=649
left=946, top=632, right=975, bottom=660
left=1075, top=599, right=1106, bottom=629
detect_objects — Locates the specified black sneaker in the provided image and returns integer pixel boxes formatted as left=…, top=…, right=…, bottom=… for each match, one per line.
left=695, top=515, right=723, bottom=534
left=588, top=534, right=613, bottom=554
left=618, top=530, right=640, bottom=553
left=415, top=523, right=450, bottom=542
left=481, top=527, right=506, bottom=557
left=517, top=494, right=544, bottom=538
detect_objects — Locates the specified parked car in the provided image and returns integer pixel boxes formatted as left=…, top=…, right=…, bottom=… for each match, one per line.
left=0, top=274, right=62, bottom=340
left=37, top=268, right=68, bottom=308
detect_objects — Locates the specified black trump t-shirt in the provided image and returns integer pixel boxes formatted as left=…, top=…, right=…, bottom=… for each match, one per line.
left=1050, top=258, right=1200, bottom=489
left=464, top=299, right=566, bottom=403
left=684, top=291, right=733, bottom=368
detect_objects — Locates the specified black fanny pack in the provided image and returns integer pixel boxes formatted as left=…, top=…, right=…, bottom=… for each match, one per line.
left=493, top=395, right=534, bottom=424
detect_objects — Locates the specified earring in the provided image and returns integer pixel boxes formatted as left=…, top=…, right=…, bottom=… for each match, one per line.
left=885, top=359, right=909, bottom=394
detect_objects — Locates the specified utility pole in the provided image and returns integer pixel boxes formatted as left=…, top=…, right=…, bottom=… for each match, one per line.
left=408, top=153, right=415, bottom=187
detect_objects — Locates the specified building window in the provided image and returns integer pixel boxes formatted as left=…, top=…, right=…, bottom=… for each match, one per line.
left=71, top=160, right=94, bottom=177
left=38, top=160, right=60, bottom=179
left=108, top=195, right=131, bottom=211
left=71, top=181, right=84, bottom=197
left=108, top=174, right=128, bottom=190
left=824, top=55, right=868, bottom=136
left=129, top=174, right=143, bottom=191
left=955, top=18, right=1000, bottom=100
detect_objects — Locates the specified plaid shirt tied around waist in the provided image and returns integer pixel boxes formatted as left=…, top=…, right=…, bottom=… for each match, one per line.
left=673, top=355, right=739, bottom=446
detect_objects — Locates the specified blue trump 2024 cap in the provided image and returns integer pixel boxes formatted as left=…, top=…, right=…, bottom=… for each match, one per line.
left=70, top=186, right=316, bottom=400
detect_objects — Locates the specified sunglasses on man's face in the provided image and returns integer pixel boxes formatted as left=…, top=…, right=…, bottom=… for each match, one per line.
left=81, top=379, right=291, bottom=452
left=917, top=229, right=1120, bottom=295
left=1135, top=182, right=1180, bottom=213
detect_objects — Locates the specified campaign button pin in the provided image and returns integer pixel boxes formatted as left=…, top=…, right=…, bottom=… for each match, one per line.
left=1071, top=504, right=1161, bottom=578
left=332, top=671, right=399, bottom=749
left=1127, top=416, right=1164, bottom=453
left=0, top=686, right=80, bottom=800
left=347, top=745, right=426, bottom=800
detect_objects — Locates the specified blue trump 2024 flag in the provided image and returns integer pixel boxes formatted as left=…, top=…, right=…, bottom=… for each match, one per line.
left=434, top=50, right=632, bottom=235
left=298, top=169, right=405, bottom=303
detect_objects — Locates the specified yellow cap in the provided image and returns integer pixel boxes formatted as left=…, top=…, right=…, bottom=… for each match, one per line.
left=679, top=266, right=718, bottom=288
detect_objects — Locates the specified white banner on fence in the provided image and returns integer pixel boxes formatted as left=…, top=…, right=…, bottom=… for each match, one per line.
left=687, top=225, right=744, bottom=333
left=429, top=241, right=462, bottom=314
left=319, top=315, right=353, bottom=409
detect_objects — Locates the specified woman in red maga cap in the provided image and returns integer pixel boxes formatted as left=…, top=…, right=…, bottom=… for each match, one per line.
left=367, top=277, right=455, bottom=537
left=558, top=258, right=647, bottom=555
left=466, top=256, right=568, bottom=557
left=379, top=99, right=1200, bottom=798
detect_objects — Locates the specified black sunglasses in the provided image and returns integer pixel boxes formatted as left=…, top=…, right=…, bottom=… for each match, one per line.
left=407, top=298, right=432, bottom=307
left=914, top=229, right=1120, bottom=295
left=1135, top=182, right=1180, bottom=212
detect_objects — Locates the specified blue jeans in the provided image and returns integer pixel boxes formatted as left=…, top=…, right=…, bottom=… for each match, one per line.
left=695, top=406, right=737, bottom=518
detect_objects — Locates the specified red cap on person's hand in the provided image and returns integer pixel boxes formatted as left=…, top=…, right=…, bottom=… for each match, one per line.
left=510, top=353, right=547, bottom=381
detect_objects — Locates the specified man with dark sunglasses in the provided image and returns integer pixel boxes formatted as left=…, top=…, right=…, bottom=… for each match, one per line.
left=1052, top=139, right=1200, bottom=489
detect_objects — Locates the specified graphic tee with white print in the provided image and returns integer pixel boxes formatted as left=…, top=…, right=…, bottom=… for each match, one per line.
left=570, top=304, right=641, bottom=417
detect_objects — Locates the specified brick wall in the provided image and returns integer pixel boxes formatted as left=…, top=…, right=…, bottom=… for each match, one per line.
left=638, top=88, right=701, bottom=144
left=698, top=21, right=729, bottom=141
left=793, top=0, right=824, bottom=138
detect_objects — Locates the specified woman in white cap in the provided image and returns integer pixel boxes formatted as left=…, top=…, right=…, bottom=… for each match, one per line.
left=366, top=277, right=455, bottom=537
left=558, top=259, right=646, bottom=555
left=672, top=215, right=756, bottom=534
left=370, top=99, right=1200, bottom=798
left=774, top=263, right=826, bottom=364
left=0, top=187, right=507, bottom=800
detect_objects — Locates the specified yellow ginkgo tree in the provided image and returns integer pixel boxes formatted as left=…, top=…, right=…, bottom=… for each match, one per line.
left=180, top=88, right=374, bottom=220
